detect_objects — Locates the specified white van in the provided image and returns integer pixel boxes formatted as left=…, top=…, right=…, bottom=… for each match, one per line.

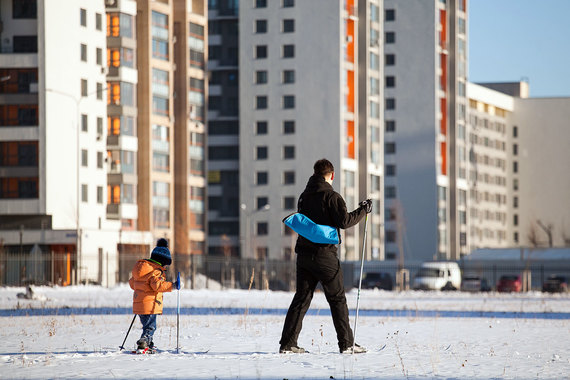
left=413, top=262, right=461, bottom=290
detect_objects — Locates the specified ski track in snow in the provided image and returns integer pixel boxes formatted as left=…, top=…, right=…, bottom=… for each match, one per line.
left=0, top=286, right=569, bottom=379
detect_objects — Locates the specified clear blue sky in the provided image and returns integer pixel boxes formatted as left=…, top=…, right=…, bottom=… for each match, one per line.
left=469, top=0, right=570, bottom=97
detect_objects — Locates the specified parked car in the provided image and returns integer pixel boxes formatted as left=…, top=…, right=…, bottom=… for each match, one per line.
left=542, top=275, right=568, bottom=293
left=413, top=262, right=461, bottom=291
left=462, top=275, right=492, bottom=292
left=357, top=272, right=393, bottom=290
left=497, top=275, right=522, bottom=292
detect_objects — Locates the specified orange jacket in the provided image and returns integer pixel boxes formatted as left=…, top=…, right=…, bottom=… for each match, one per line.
left=128, top=259, right=173, bottom=315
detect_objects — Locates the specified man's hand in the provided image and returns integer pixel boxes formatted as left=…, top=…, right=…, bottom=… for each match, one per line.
left=359, top=199, right=372, bottom=213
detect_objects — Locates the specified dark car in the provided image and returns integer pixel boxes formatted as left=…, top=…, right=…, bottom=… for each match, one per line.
left=497, top=275, right=522, bottom=293
left=462, top=276, right=492, bottom=292
left=357, top=272, right=393, bottom=290
left=542, top=275, right=568, bottom=293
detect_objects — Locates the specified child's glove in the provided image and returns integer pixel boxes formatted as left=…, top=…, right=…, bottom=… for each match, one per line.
left=173, top=278, right=182, bottom=290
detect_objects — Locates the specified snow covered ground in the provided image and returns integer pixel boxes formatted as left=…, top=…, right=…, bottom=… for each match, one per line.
left=1, top=285, right=569, bottom=379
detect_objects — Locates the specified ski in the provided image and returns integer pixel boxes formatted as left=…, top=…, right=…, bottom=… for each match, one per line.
left=132, top=347, right=157, bottom=355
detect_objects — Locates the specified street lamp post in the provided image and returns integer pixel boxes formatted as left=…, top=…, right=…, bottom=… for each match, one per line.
left=240, top=203, right=270, bottom=259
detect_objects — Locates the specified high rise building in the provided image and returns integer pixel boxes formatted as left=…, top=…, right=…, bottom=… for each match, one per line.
left=0, top=0, right=141, bottom=285
left=208, top=0, right=382, bottom=261
left=172, top=0, right=208, bottom=267
left=382, top=0, right=468, bottom=262
left=466, top=82, right=510, bottom=250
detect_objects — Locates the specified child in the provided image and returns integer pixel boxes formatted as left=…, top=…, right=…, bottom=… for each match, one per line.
left=129, top=238, right=180, bottom=353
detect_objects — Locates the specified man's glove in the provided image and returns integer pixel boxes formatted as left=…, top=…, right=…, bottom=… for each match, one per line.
left=359, top=199, right=372, bottom=214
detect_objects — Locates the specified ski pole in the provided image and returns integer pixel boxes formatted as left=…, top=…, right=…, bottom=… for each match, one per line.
left=119, top=315, right=136, bottom=351
left=176, top=271, right=180, bottom=354
left=352, top=213, right=368, bottom=354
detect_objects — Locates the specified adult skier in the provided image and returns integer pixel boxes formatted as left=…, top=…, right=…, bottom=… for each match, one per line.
left=279, top=158, right=372, bottom=354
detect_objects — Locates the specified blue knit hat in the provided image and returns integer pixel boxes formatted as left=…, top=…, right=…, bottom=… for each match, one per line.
left=150, top=239, right=171, bottom=266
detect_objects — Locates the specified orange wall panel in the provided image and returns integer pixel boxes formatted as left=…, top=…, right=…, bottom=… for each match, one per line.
left=441, top=141, right=447, bottom=176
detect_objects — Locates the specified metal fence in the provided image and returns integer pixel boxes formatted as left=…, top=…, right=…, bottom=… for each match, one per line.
left=1, top=249, right=569, bottom=292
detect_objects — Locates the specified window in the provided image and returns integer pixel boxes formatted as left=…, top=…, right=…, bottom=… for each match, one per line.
left=283, top=145, right=295, bottom=159
left=257, top=171, right=268, bottom=185
left=255, top=70, right=268, bottom=84
left=385, top=54, right=395, bottom=66
left=256, top=146, right=268, bottom=160
left=283, top=0, right=294, bottom=7
left=13, top=36, right=37, bottom=53
left=257, top=222, right=268, bottom=236
left=370, top=77, right=379, bottom=95
left=256, top=45, right=267, bottom=59
left=256, top=95, right=268, bottom=109
left=81, top=114, right=88, bottom=132
left=513, top=143, right=518, bottom=155
left=81, top=44, right=87, bottom=62
left=108, top=81, right=135, bottom=107
left=152, top=181, right=170, bottom=228
left=513, top=196, right=518, bottom=208
left=255, top=0, right=267, bottom=8
left=208, top=145, right=239, bottom=160
left=386, top=230, right=396, bottom=243
left=283, top=120, right=295, bottom=134
left=96, top=83, right=103, bottom=100
left=106, top=13, right=134, bottom=38
left=152, top=11, right=169, bottom=60
left=370, top=52, right=379, bottom=70
left=81, top=184, right=88, bottom=202
left=108, top=116, right=136, bottom=136
left=283, top=196, right=295, bottom=209
left=256, top=121, right=268, bottom=135
left=97, top=186, right=103, bottom=204
left=386, top=120, right=395, bottom=132
left=283, top=44, right=295, bottom=58
left=13, top=0, right=37, bottom=19
left=283, top=171, right=295, bottom=185
left=256, top=196, right=268, bottom=209
left=97, top=117, right=103, bottom=136
left=513, top=126, right=518, bottom=138
left=514, top=214, right=518, bottom=226
left=283, top=70, right=295, bottom=84
left=97, top=152, right=103, bottom=169
left=514, top=232, right=519, bottom=243
left=96, top=48, right=102, bottom=65
left=385, top=142, right=396, bottom=154
left=255, top=19, right=267, bottom=33
left=386, top=98, right=396, bottom=110
left=385, top=186, right=396, bottom=198
left=385, top=32, right=395, bottom=44
left=283, top=19, right=295, bottom=33
left=108, top=47, right=135, bottom=68
left=385, top=9, right=395, bottom=21
left=81, top=79, right=88, bottom=96
left=370, top=101, right=380, bottom=118
left=370, top=3, right=380, bottom=22
left=283, top=95, right=295, bottom=109
left=513, top=161, right=518, bottom=173
left=96, top=13, right=102, bottom=31
left=386, top=164, right=396, bottom=176
left=80, top=8, right=87, bottom=27
left=385, top=76, right=395, bottom=88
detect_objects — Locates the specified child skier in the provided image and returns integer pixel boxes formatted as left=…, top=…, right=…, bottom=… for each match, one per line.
left=128, top=238, right=180, bottom=353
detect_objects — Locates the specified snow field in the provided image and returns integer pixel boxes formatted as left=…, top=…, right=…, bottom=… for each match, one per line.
left=1, top=286, right=569, bottom=379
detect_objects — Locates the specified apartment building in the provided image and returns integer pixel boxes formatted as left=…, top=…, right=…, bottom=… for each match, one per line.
left=172, top=0, right=208, bottom=268
left=0, top=0, right=134, bottom=285
left=466, top=82, right=510, bottom=250
left=382, top=0, right=468, bottom=262
left=501, top=83, right=570, bottom=248
left=236, top=0, right=385, bottom=261
left=206, top=0, right=240, bottom=257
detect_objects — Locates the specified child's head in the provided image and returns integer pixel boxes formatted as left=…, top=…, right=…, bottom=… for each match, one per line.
left=150, top=238, right=171, bottom=266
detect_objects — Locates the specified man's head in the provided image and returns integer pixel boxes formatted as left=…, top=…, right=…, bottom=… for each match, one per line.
left=313, top=158, right=335, bottom=183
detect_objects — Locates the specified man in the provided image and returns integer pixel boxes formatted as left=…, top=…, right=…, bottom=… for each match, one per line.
left=279, top=158, right=372, bottom=354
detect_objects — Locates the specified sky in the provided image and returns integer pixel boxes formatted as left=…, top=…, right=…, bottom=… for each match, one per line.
left=469, top=0, right=570, bottom=97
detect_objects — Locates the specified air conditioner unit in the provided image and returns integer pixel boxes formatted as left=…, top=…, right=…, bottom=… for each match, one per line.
left=101, top=67, right=108, bottom=75
left=105, top=0, right=118, bottom=7
left=345, top=35, right=353, bottom=43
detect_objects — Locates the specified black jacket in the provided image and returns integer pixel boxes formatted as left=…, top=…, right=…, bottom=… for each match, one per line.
left=295, top=175, right=366, bottom=256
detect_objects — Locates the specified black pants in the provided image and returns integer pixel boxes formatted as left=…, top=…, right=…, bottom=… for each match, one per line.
left=279, top=251, right=353, bottom=351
